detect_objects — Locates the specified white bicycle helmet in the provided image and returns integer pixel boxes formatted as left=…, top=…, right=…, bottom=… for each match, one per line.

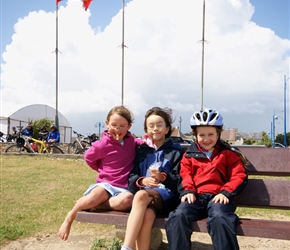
left=190, top=109, right=223, bottom=127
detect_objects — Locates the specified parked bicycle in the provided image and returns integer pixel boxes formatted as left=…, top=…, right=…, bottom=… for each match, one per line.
left=0, top=131, right=18, bottom=142
left=85, top=133, right=98, bottom=144
left=6, top=134, right=17, bottom=142
left=67, top=131, right=98, bottom=154
left=0, top=132, right=5, bottom=142
left=5, top=126, right=64, bottom=154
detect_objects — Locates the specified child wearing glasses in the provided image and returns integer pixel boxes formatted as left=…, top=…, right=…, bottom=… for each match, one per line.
left=58, top=106, right=143, bottom=241
left=121, top=107, right=184, bottom=250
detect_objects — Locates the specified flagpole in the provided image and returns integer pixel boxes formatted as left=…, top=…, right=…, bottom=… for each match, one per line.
left=121, top=0, right=125, bottom=106
left=200, top=0, right=206, bottom=111
left=55, top=1, right=59, bottom=129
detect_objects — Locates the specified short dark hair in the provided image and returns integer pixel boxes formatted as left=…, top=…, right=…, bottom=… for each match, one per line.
left=144, top=107, right=174, bottom=138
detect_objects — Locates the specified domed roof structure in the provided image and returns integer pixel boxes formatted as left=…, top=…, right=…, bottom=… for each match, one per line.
left=10, top=104, right=71, bottom=127
left=2, top=104, right=72, bottom=143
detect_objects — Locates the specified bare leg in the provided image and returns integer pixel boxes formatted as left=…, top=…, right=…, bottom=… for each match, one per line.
left=135, top=208, right=156, bottom=250
left=96, top=192, right=133, bottom=211
left=58, top=186, right=109, bottom=241
left=123, top=190, right=154, bottom=249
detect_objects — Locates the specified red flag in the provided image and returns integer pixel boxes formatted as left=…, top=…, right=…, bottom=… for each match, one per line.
left=56, top=0, right=62, bottom=4
left=82, top=0, right=92, bottom=11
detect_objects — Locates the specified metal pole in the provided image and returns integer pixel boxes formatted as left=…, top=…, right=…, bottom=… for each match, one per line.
left=179, top=116, right=182, bottom=133
left=200, top=0, right=205, bottom=110
left=98, top=122, right=101, bottom=138
left=55, top=2, right=59, bottom=129
left=283, top=75, right=287, bottom=147
left=270, top=121, right=273, bottom=145
left=95, top=122, right=103, bottom=138
left=7, top=117, right=10, bottom=136
left=272, top=111, right=276, bottom=147
left=121, top=0, right=125, bottom=105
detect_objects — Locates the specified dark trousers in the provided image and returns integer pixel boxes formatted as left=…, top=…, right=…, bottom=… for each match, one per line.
left=165, top=193, right=239, bottom=250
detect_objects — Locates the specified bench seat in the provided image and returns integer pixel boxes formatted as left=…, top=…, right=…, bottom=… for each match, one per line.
left=76, top=147, right=290, bottom=241
left=76, top=209, right=290, bottom=240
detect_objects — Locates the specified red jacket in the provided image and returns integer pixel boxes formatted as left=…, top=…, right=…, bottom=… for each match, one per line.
left=179, top=141, right=248, bottom=200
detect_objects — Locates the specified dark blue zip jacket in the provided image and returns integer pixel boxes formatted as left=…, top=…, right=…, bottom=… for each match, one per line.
left=128, top=138, right=184, bottom=213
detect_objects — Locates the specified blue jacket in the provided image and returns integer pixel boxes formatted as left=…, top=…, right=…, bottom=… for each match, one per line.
left=128, top=138, right=184, bottom=213
left=23, top=128, right=33, bottom=137
left=47, top=130, right=60, bottom=142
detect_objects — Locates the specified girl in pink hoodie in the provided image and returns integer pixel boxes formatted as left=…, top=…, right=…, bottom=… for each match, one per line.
left=58, top=106, right=142, bottom=241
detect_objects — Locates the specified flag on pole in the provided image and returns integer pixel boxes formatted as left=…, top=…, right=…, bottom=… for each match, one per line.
left=56, top=0, right=62, bottom=4
left=82, top=0, right=92, bottom=11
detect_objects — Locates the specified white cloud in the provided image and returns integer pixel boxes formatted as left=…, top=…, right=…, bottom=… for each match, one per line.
left=1, top=0, right=289, bottom=136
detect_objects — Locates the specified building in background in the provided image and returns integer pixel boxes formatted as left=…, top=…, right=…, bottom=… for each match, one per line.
left=0, top=104, right=72, bottom=143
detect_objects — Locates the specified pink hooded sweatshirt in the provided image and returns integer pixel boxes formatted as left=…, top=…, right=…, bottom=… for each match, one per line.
left=84, top=130, right=143, bottom=188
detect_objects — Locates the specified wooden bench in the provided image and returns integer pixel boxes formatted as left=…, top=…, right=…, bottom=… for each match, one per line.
left=76, top=146, right=290, bottom=241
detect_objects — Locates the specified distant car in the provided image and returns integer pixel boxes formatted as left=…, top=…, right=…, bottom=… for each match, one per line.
left=274, top=142, right=285, bottom=148
left=184, top=139, right=194, bottom=144
left=170, top=136, right=193, bottom=144
left=170, top=136, right=184, bottom=143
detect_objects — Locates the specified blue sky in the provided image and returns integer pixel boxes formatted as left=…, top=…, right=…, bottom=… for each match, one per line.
left=250, top=0, right=289, bottom=39
left=0, top=0, right=132, bottom=58
left=1, top=0, right=289, bottom=59
left=0, top=0, right=289, bottom=136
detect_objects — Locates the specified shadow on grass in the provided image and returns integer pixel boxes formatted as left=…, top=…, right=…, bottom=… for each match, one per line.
left=158, top=241, right=213, bottom=250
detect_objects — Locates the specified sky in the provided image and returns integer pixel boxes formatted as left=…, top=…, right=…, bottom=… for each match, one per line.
left=0, top=0, right=289, bottom=137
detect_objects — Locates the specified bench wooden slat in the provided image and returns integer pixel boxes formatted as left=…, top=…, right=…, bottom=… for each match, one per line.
left=76, top=210, right=290, bottom=241
left=161, top=217, right=290, bottom=241
left=238, top=148, right=290, bottom=176
left=236, top=219, right=290, bottom=240
left=235, top=180, right=290, bottom=209
left=180, top=145, right=290, bottom=176
left=76, top=210, right=129, bottom=225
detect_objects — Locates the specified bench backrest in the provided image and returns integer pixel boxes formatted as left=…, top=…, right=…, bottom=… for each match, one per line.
left=180, top=144, right=290, bottom=210
left=238, top=147, right=290, bottom=176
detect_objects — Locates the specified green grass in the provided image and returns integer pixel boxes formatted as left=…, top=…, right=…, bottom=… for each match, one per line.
left=1, top=155, right=289, bottom=249
left=90, top=237, right=122, bottom=250
left=236, top=207, right=290, bottom=220
left=0, top=155, right=102, bottom=246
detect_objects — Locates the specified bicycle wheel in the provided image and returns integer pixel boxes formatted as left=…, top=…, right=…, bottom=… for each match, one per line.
left=67, top=141, right=79, bottom=154
left=45, top=145, right=64, bottom=154
left=66, top=143, right=73, bottom=154
left=79, top=141, right=91, bottom=154
left=62, top=143, right=70, bottom=154
left=5, top=144, right=30, bottom=153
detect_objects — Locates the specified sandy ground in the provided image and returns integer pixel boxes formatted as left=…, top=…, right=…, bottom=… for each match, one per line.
left=1, top=228, right=289, bottom=250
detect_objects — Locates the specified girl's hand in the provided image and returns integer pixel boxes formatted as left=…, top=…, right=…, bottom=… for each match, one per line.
left=181, top=193, right=196, bottom=204
left=149, top=169, right=164, bottom=182
left=212, top=193, right=229, bottom=204
left=143, top=177, right=160, bottom=188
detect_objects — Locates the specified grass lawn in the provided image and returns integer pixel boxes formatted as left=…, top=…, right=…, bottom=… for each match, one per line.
left=1, top=154, right=289, bottom=248
left=0, top=155, right=104, bottom=246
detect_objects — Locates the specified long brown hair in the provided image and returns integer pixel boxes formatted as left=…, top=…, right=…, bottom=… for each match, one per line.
left=106, top=106, right=134, bottom=125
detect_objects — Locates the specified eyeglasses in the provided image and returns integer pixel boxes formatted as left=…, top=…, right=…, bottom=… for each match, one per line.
left=109, top=124, right=128, bottom=130
left=147, top=124, right=166, bottom=130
